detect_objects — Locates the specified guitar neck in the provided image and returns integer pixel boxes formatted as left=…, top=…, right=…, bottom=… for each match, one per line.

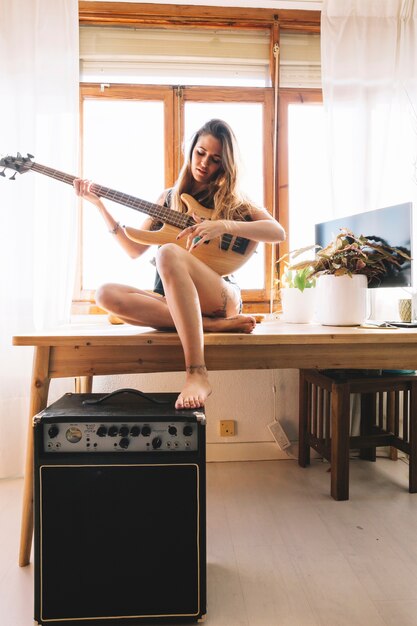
left=30, top=162, right=192, bottom=229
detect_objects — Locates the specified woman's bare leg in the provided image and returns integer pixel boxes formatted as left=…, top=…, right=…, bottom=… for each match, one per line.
left=157, top=251, right=210, bottom=409
left=97, top=284, right=255, bottom=332
left=96, top=284, right=175, bottom=328
left=156, top=243, right=256, bottom=409
left=96, top=251, right=256, bottom=409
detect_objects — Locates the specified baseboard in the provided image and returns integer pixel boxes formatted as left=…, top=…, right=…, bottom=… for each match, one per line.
left=206, top=441, right=296, bottom=462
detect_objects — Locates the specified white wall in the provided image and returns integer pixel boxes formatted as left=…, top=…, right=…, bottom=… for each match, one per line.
left=49, top=367, right=300, bottom=462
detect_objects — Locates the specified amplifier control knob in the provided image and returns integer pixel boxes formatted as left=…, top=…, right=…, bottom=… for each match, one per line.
left=119, top=437, right=130, bottom=449
left=141, top=425, right=151, bottom=437
left=183, top=425, right=193, bottom=437
left=119, top=426, right=129, bottom=437
left=66, top=426, right=82, bottom=444
left=108, top=426, right=119, bottom=437
left=48, top=425, right=59, bottom=439
left=130, top=426, right=140, bottom=437
left=152, top=437, right=162, bottom=449
left=96, top=426, right=107, bottom=437
left=168, top=426, right=177, bottom=436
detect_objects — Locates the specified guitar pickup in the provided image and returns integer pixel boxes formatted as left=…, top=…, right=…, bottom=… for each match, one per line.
left=220, top=234, right=233, bottom=250
left=232, top=237, right=250, bottom=255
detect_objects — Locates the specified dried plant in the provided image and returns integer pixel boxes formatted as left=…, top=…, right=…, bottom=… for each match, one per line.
left=285, top=228, right=411, bottom=287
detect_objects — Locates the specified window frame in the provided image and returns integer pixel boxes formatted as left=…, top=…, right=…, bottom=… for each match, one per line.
left=78, top=2, right=321, bottom=32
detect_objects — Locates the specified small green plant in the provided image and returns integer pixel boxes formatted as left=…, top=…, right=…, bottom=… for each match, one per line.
left=281, top=266, right=316, bottom=291
left=277, top=245, right=318, bottom=292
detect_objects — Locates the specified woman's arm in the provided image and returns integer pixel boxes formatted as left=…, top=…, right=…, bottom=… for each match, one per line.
left=73, top=178, right=154, bottom=259
left=177, top=205, right=285, bottom=249
left=224, top=206, right=286, bottom=243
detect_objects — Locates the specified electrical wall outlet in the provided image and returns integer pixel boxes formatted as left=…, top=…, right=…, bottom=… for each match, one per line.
left=268, top=420, right=291, bottom=450
left=220, top=420, right=236, bottom=437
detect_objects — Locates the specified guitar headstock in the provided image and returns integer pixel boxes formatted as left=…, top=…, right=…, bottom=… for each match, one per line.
left=0, top=153, right=34, bottom=179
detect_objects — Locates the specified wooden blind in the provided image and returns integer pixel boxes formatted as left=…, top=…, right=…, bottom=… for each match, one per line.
left=280, top=31, right=321, bottom=88
left=80, top=25, right=271, bottom=85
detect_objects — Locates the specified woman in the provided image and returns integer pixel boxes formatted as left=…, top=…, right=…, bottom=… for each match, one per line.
left=74, top=119, right=285, bottom=409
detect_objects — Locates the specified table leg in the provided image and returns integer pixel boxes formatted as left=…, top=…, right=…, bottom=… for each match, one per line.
left=19, top=346, right=51, bottom=567
left=75, top=376, right=93, bottom=393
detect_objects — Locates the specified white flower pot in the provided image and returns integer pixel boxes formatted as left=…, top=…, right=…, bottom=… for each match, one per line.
left=316, top=274, right=368, bottom=326
left=281, top=288, right=316, bottom=323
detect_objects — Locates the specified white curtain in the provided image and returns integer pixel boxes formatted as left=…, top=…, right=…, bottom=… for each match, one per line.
left=321, top=0, right=417, bottom=216
left=0, top=0, right=79, bottom=478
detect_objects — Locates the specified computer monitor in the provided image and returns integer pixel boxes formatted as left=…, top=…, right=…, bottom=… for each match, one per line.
left=314, top=202, right=413, bottom=288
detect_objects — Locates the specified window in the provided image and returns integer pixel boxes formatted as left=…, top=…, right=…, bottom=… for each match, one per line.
left=183, top=99, right=267, bottom=290
left=278, top=89, right=331, bottom=272
left=82, top=96, right=167, bottom=292
left=78, top=85, right=273, bottom=307
left=75, top=4, right=322, bottom=313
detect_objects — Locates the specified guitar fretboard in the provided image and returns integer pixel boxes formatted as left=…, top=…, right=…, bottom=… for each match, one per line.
left=31, top=162, right=194, bottom=230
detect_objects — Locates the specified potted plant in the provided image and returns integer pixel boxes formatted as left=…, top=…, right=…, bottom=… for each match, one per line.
left=277, top=247, right=317, bottom=323
left=287, top=228, right=411, bottom=326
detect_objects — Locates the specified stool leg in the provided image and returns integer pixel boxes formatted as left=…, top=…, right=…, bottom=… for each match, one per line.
left=409, top=380, right=417, bottom=493
left=359, top=393, right=377, bottom=461
left=298, top=370, right=311, bottom=467
left=386, top=392, right=399, bottom=460
left=331, top=382, right=350, bottom=501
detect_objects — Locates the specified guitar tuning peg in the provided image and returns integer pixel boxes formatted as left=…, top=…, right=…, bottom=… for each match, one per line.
left=17, top=152, right=22, bottom=158
left=10, top=172, right=17, bottom=180
left=0, top=169, right=6, bottom=177
left=27, top=153, right=34, bottom=159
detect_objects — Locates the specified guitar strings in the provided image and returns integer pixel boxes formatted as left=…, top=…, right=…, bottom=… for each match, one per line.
left=31, top=163, right=194, bottom=230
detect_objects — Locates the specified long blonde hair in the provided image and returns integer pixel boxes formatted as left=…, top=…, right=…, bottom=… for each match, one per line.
left=170, top=119, right=257, bottom=221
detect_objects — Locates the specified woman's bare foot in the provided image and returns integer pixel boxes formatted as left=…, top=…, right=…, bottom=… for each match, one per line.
left=203, top=313, right=256, bottom=333
left=175, top=365, right=212, bottom=409
left=108, top=313, right=125, bottom=325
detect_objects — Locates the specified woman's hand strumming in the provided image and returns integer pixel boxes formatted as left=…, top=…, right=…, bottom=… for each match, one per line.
left=177, top=213, right=233, bottom=251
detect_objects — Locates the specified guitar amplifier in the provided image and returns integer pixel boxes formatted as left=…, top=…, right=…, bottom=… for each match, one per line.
left=33, top=390, right=206, bottom=626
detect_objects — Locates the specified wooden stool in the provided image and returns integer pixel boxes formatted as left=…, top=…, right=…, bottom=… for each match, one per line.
left=298, top=369, right=417, bottom=500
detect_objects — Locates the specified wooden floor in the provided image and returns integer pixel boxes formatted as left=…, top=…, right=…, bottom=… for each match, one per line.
left=2, top=458, right=417, bottom=626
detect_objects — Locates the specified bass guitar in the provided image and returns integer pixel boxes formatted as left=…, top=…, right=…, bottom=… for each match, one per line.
left=0, top=153, right=257, bottom=276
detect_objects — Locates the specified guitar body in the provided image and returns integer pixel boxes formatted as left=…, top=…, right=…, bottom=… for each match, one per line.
left=124, top=194, right=258, bottom=276
left=0, top=155, right=257, bottom=276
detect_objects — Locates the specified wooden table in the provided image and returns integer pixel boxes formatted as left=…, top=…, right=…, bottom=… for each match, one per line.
left=13, top=317, right=417, bottom=566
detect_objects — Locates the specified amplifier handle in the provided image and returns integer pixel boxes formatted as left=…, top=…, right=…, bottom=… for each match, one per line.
left=82, top=388, right=170, bottom=406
